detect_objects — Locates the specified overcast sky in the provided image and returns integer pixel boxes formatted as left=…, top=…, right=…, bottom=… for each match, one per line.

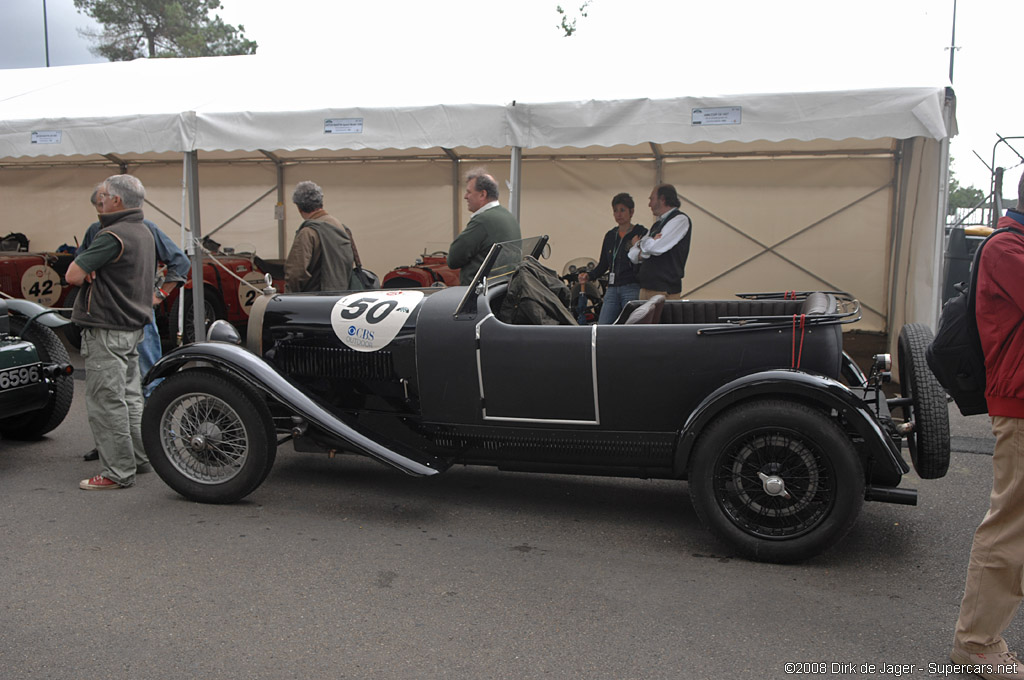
left=0, top=0, right=1020, bottom=195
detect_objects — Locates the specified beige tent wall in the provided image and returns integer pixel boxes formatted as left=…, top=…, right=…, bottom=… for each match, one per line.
left=888, top=136, right=945, bottom=354
left=662, top=150, right=897, bottom=332
left=279, top=161, right=457, bottom=274
left=0, top=140, right=933, bottom=342
left=1, top=166, right=116, bottom=247
left=517, top=159, right=656, bottom=269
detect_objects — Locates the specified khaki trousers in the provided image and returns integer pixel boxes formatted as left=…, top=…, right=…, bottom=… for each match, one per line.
left=954, top=415, right=1024, bottom=653
left=638, top=288, right=682, bottom=301
left=82, top=327, right=147, bottom=487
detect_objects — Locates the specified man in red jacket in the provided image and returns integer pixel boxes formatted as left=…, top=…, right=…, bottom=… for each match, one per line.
left=952, top=170, right=1024, bottom=679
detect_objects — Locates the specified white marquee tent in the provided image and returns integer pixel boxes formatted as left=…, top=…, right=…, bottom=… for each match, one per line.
left=0, top=54, right=956, bottom=348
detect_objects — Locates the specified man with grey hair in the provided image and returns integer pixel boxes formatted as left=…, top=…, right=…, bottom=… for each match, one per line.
left=67, top=174, right=156, bottom=490
left=285, top=180, right=355, bottom=292
left=448, top=169, right=521, bottom=285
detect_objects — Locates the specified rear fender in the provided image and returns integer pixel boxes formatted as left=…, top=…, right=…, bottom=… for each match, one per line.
left=675, top=369, right=907, bottom=485
left=147, top=342, right=445, bottom=477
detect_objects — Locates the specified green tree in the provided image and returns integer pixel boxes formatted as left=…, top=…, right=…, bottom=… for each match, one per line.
left=73, top=0, right=257, bottom=61
left=557, top=1, right=592, bottom=37
left=948, top=166, right=985, bottom=216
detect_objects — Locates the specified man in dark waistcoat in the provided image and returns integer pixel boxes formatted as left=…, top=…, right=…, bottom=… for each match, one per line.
left=628, top=184, right=692, bottom=300
left=67, top=174, right=156, bottom=490
left=285, top=180, right=355, bottom=292
left=448, top=169, right=522, bottom=286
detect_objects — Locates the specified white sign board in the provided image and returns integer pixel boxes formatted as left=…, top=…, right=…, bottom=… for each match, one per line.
left=324, top=118, right=364, bottom=135
left=691, top=107, right=742, bottom=126
left=30, top=130, right=62, bottom=144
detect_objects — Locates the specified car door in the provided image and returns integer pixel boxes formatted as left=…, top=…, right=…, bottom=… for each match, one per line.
left=476, top=316, right=598, bottom=424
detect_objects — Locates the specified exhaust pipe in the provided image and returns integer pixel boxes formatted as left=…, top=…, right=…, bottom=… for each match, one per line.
left=865, top=485, right=918, bottom=506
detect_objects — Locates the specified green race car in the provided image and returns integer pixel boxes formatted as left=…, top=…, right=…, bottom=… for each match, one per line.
left=0, top=298, right=74, bottom=439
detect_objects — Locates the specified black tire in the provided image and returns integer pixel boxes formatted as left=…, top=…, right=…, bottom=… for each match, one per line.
left=897, top=324, right=950, bottom=479
left=170, top=289, right=225, bottom=345
left=0, top=316, right=74, bottom=439
left=689, top=399, right=864, bottom=563
left=142, top=370, right=277, bottom=503
left=59, top=287, right=82, bottom=350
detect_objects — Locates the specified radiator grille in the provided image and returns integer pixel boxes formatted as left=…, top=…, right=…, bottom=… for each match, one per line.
left=274, top=343, right=395, bottom=381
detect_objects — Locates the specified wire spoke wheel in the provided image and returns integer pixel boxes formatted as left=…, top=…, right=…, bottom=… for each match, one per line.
left=143, top=370, right=276, bottom=503
left=691, top=399, right=863, bottom=563
left=714, top=429, right=833, bottom=539
left=162, top=392, right=250, bottom=484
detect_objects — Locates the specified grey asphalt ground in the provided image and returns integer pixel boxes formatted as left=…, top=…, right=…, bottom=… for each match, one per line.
left=0, top=345, right=1019, bottom=680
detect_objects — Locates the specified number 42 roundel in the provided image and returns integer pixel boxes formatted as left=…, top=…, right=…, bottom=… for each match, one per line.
left=330, top=290, right=425, bottom=352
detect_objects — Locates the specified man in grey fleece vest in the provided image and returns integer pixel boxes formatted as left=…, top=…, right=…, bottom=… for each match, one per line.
left=67, top=174, right=156, bottom=490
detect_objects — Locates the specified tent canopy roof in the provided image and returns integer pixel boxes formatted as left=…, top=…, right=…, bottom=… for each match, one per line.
left=0, top=54, right=954, bottom=160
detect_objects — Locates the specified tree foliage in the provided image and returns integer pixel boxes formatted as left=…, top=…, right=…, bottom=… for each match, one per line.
left=948, top=162, right=985, bottom=216
left=73, top=0, right=257, bottom=61
left=557, top=1, right=592, bottom=37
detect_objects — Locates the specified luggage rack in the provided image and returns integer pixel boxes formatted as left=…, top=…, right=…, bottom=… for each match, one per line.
left=697, top=290, right=862, bottom=335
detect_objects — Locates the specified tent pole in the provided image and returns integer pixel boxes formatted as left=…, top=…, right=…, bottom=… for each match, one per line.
left=443, top=148, right=461, bottom=240
left=259, top=150, right=286, bottom=258
left=509, top=147, right=522, bottom=220
left=185, top=151, right=205, bottom=343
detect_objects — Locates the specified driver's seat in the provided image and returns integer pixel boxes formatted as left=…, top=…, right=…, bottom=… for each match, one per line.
left=624, top=295, right=665, bottom=325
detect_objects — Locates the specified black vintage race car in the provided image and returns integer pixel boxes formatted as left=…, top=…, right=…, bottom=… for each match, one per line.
left=141, top=236, right=949, bottom=563
left=0, top=298, right=75, bottom=439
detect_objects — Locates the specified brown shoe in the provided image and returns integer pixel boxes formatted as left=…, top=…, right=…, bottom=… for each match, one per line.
left=79, top=474, right=123, bottom=490
left=950, top=648, right=1024, bottom=680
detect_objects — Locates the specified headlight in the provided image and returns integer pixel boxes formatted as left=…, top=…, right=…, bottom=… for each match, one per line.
left=207, top=319, right=241, bottom=345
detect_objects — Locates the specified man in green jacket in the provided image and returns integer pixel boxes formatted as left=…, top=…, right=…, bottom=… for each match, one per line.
left=448, top=169, right=521, bottom=285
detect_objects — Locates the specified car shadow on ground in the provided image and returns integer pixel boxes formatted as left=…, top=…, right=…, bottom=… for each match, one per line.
left=195, top=445, right=925, bottom=566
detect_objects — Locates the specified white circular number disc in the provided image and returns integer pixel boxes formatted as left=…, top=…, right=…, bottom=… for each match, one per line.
left=20, top=265, right=62, bottom=306
left=237, top=273, right=267, bottom=316
left=331, top=290, right=424, bottom=352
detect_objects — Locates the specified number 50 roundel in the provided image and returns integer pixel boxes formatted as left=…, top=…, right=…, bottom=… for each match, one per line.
left=331, top=290, right=425, bottom=352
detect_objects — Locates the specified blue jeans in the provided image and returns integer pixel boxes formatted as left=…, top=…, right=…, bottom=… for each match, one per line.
left=138, top=312, right=162, bottom=398
left=598, top=283, right=641, bottom=324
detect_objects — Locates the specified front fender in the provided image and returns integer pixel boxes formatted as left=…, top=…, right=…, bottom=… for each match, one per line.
left=6, top=299, right=71, bottom=329
left=675, top=369, right=907, bottom=485
left=146, top=342, right=446, bottom=477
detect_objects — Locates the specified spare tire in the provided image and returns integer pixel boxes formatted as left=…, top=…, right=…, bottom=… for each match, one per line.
left=898, top=324, right=951, bottom=479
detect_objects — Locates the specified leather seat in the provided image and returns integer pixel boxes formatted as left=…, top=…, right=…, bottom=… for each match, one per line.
left=624, top=295, right=665, bottom=325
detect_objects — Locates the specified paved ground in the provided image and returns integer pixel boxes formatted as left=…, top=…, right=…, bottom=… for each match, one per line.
left=0, top=342, right=1017, bottom=680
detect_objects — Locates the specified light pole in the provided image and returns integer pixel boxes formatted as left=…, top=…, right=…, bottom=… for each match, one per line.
left=43, top=0, right=51, bottom=66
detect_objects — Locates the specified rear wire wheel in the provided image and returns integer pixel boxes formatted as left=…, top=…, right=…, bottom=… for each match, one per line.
left=690, top=399, right=864, bottom=563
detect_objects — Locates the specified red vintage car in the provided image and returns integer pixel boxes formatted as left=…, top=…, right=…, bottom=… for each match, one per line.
left=155, top=248, right=285, bottom=345
left=382, top=250, right=460, bottom=288
left=0, top=245, right=284, bottom=347
left=0, top=251, right=77, bottom=309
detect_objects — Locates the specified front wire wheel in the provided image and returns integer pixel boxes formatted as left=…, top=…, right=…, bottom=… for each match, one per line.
left=161, top=391, right=250, bottom=484
left=690, top=400, right=864, bottom=563
left=143, top=370, right=276, bottom=503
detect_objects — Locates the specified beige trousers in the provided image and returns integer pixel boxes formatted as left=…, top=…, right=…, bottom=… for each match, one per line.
left=954, top=415, right=1024, bottom=653
left=638, top=289, right=682, bottom=301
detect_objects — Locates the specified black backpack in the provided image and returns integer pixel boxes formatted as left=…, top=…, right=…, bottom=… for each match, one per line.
left=926, top=225, right=1023, bottom=415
